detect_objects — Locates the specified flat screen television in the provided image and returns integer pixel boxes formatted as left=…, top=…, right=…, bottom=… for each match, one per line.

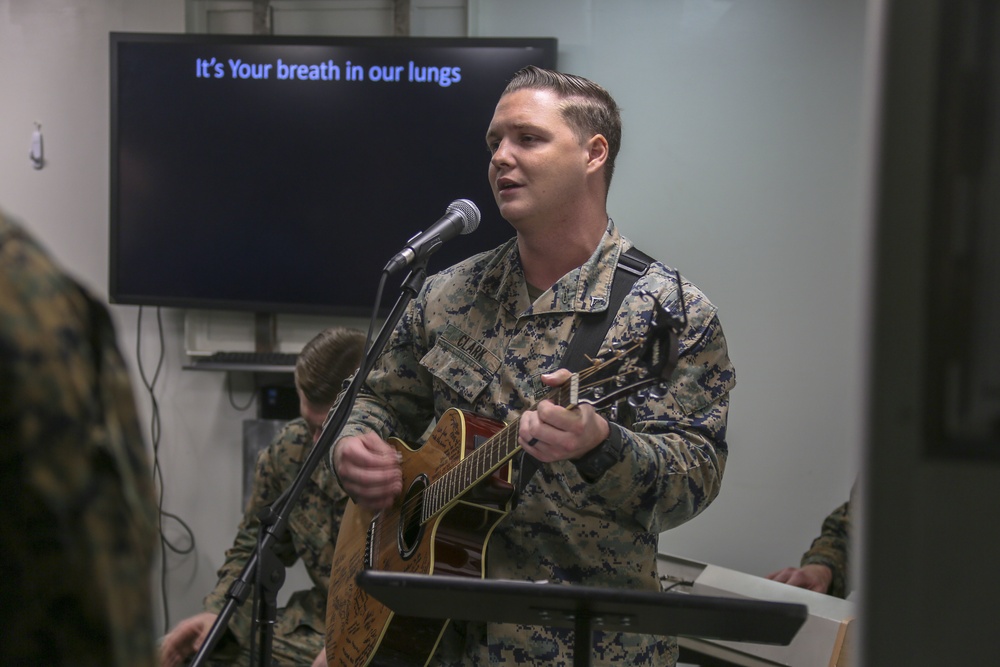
left=109, top=32, right=557, bottom=316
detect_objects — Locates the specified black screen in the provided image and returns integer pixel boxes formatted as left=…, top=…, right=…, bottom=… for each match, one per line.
left=109, top=32, right=557, bottom=315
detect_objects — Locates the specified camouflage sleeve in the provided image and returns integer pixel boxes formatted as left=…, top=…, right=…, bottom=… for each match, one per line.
left=0, top=213, right=158, bottom=666
left=334, top=300, right=437, bottom=446
left=203, top=418, right=343, bottom=644
left=550, top=272, right=734, bottom=534
left=801, top=500, right=851, bottom=598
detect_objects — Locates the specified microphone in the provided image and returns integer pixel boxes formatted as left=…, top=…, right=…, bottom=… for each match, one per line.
left=383, top=199, right=481, bottom=275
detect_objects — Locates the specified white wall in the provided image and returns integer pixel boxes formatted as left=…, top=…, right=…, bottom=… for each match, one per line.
left=0, top=0, right=871, bottom=632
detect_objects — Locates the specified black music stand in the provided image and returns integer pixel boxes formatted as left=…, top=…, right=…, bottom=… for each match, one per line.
left=357, top=570, right=808, bottom=667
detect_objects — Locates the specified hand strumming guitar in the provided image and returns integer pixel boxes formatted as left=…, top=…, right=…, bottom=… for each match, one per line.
left=332, top=431, right=403, bottom=511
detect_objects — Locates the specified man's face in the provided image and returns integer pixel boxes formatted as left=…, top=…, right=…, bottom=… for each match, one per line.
left=297, top=386, right=331, bottom=443
left=485, top=88, right=593, bottom=229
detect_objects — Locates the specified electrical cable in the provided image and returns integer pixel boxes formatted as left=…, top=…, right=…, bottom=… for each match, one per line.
left=136, top=305, right=196, bottom=633
left=226, top=371, right=256, bottom=411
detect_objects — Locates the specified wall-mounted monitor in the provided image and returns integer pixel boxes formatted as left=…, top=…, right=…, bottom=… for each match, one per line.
left=109, top=32, right=557, bottom=316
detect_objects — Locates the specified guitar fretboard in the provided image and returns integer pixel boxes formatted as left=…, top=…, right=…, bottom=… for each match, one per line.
left=420, top=377, right=578, bottom=522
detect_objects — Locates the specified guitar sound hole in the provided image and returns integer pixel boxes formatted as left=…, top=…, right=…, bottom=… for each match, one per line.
left=397, top=474, right=427, bottom=559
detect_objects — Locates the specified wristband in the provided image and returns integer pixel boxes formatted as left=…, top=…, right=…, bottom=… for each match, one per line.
left=572, top=424, right=624, bottom=483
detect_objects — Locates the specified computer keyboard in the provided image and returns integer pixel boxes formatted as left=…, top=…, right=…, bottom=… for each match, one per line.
left=187, top=350, right=298, bottom=370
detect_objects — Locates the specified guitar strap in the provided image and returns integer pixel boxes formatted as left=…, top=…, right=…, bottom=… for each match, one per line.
left=515, top=245, right=654, bottom=495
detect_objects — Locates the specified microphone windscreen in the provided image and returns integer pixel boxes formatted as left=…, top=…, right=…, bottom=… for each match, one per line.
left=447, top=199, right=481, bottom=234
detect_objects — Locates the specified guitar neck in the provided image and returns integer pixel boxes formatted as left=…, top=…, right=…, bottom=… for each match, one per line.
left=421, top=375, right=579, bottom=522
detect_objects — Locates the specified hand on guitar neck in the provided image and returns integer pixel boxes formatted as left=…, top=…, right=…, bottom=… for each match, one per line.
left=517, top=368, right=610, bottom=463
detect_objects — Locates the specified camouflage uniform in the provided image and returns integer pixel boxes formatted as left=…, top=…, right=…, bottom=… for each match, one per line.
left=800, top=500, right=851, bottom=599
left=0, top=211, right=158, bottom=665
left=203, top=418, right=349, bottom=665
left=337, top=222, right=735, bottom=665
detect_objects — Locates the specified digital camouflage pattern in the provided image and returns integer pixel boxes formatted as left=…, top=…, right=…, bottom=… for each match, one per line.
left=204, top=418, right=348, bottom=664
left=0, top=211, right=158, bottom=665
left=335, top=221, right=735, bottom=666
left=801, top=499, right=851, bottom=599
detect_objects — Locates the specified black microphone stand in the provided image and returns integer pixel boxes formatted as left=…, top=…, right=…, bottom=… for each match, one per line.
left=190, top=262, right=429, bottom=667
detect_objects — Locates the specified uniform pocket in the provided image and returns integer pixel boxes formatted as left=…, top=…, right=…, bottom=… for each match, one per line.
left=419, top=323, right=500, bottom=405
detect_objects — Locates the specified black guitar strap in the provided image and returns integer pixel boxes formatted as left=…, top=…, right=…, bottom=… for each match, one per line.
left=516, top=245, right=654, bottom=495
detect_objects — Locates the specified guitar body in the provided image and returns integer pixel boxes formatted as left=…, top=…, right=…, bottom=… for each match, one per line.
left=326, top=408, right=514, bottom=667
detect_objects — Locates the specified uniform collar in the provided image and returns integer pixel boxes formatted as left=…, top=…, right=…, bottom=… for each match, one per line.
left=479, top=219, right=630, bottom=318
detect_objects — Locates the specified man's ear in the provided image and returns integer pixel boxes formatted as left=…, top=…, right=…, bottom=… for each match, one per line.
left=585, top=134, right=609, bottom=173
